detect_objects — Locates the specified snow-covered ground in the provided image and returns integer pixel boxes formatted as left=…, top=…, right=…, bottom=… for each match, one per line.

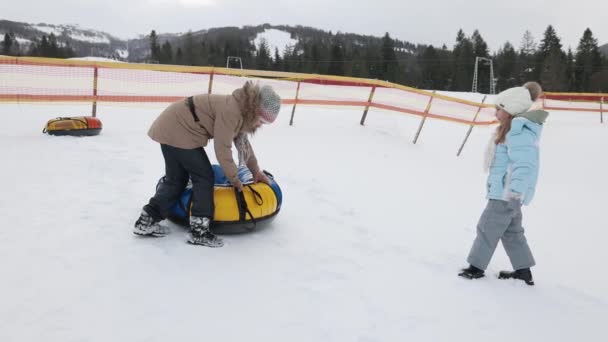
left=0, top=97, right=606, bottom=341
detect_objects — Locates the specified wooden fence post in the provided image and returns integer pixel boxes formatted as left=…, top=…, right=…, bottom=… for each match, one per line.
left=289, top=81, right=301, bottom=126
left=208, top=71, right=214, bottom=94
left=360, top=86, right=377, bottom=125
left=412, top=91, right=436, bottom=144
left=457, top=96, right=487, bottom=157
left=91, top=66, right=99, bottom=117
left=600, top=96, right=604, bottom=124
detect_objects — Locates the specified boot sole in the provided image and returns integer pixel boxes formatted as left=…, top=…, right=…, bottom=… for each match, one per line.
left=133, top=229, right=168, bottom=237
left=497, top=273, right=535, bottom=286
left=458, top=272, right=485, bottom=280
left=187, top=239, right=224, bottom=247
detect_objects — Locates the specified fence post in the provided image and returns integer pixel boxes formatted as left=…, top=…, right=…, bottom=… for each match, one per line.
left=289, top=81, right=301, bottom=126
left=601, top=97, right=604, bottom=124
left=208, top=70, right=214, bottom=94
left=412, top=91, right=436, bottom=144
left=542, top=94, right=546, bottom=109
left=457, top=95, right=487, bottom=157
left=360, top=86, right=377, bottom=125
left=91, top=66, right=99, bottom=117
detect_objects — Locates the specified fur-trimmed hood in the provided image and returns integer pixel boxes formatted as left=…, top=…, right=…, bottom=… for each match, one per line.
left=232, top=81, right=261, bottom=133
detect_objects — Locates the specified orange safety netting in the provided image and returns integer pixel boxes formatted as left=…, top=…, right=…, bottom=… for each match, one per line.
left=1, top=56, right=605, bottom=125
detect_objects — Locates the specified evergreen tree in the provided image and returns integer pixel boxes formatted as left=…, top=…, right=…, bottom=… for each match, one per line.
left=574, top=28, right=602, bottom=91
left=175, top=47, right=184, bottom=65
left=350, top=46, right=368, bottom=78
left=149, top=30, right=161, bottom=63
left=471, top=30, right=491, bottom=92
left=48, top=33, right=59, bottom=58
left=273, top=47, right=282, bottom=70
left=518, top=30, right=537, bottom=82
left=452, top=29, right=474, bottom=91
left=327, top=41, right=345, bottom=76
left=538, top=25, right=567, bottom=91
left=2, top=33, right=13, bottom=56
left=183, top=31, right=197, bottom=66
left=381, top=33, right=398, bottom=82
left=540, top=49, right=568, bottom=91
left=419, top=45, right=441, bottom=89
left=565, top=49, right=576, bottom=91
left=255, top=38, right=272, bottom=70
left=39, top=36, right=50, bottom=57
left=160, top=41, right=173, bottom=64
left=495, top=42, right=518, bottom=91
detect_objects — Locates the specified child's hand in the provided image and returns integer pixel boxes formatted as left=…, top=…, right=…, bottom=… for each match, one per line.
left=253, top=170, right=271, bottom=185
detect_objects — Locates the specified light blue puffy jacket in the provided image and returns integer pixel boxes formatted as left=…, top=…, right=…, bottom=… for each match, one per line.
left=486, top=110, right=549, bottom=205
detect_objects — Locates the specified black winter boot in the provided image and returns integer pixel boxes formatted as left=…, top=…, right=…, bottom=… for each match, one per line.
left=187, top=216, right=223, bottom=247
left=458, top=265, right=485, bottom=279
left=498, top=268, right=535, bottom=286
left=133, top=209, right=170, bottom=237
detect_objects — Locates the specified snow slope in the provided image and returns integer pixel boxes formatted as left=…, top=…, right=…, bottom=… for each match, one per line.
left=0, top=97, right=606, bottom=341
left=253, top=28, right=298, bottom=57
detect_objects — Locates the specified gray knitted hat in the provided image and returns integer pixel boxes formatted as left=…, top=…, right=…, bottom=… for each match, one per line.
left=258, top=85, right=281, bottom=123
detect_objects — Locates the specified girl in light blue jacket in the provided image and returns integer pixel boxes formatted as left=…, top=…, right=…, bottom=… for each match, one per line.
left=459, top=82, right=548, bottom=285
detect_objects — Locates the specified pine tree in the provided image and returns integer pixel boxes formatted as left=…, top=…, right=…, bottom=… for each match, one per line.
left=574, top=28, right=602, bottom=91
left=2, top=33, right=13, bottom=56
left=495, top=42, right=518, bottom=91
left=381, top=33, right=398, bottom=82
left=452, top=29, right=474, bottom=91
left=39, top=36, right=50, bottom=57
left=175, top=47, right=184, bottom=65
left=538, top=25, right=567, bottom=90
left=419, top=45, right=441, bottom=89
left=471, top=30, right=491, bottom=92
left=255, top=38, right=271, bottom=70
left=48, top=33, right=59, bottom=58
left=565, top=49, right=576, bottom=91
left=160, top=41, right=173, bottom=64
left=540, top=49, right=568, bottom=91
left=183, top=31, right=197, bottom=66
left=273, top=47, right=282, bottom=70
left=327, top=41, right=345, bottom=76
left=149, top=30, right=161, bottom=63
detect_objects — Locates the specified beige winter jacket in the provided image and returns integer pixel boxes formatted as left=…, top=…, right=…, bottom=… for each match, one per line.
left=148, top=83, right=261, bottom=186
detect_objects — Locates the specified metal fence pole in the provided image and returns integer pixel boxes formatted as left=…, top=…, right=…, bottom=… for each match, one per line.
left=412, top=91, right=436, bottom=144
left=289, top=81, right=301, bottom=126
left=360, top=86, right=377, bottom=125
left=457, top=95, right=487, bottom=157
left=92, top=66, right=98, bottom=117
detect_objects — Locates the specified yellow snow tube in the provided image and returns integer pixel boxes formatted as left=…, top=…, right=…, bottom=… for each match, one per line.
left=211, top=183, right=279, bottom=222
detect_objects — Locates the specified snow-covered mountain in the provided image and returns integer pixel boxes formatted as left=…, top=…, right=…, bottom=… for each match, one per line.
left=0, top=19, right=128, bottom=59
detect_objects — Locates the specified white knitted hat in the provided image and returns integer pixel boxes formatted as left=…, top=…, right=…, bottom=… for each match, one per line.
left=258, top=85, right=281, bottom=124
left=494, top=87, right=533, bottom=116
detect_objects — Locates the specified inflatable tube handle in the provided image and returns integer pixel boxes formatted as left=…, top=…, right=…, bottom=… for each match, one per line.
left=235, top=187, right=256, bottom=231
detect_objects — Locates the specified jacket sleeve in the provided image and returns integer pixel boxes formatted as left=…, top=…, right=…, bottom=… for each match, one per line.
left=507, top=128, right=538, bottom=195
left=213, top=110, right=242, bottom=187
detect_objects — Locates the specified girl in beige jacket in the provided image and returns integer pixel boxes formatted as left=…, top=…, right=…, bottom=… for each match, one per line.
left=134, top=81, right=281, bottom=247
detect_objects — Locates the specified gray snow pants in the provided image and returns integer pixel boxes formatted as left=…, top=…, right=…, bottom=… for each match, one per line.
left=467, top=199, right=536, bottom=270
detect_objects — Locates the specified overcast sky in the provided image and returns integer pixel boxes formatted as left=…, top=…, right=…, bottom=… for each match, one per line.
left=3, top=0, right=606, bottom=52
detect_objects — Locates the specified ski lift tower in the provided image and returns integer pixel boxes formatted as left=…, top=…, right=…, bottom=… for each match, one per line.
left=472, top=57, right=495, bottom=94
left=226, top=56, right=243, bottom=69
